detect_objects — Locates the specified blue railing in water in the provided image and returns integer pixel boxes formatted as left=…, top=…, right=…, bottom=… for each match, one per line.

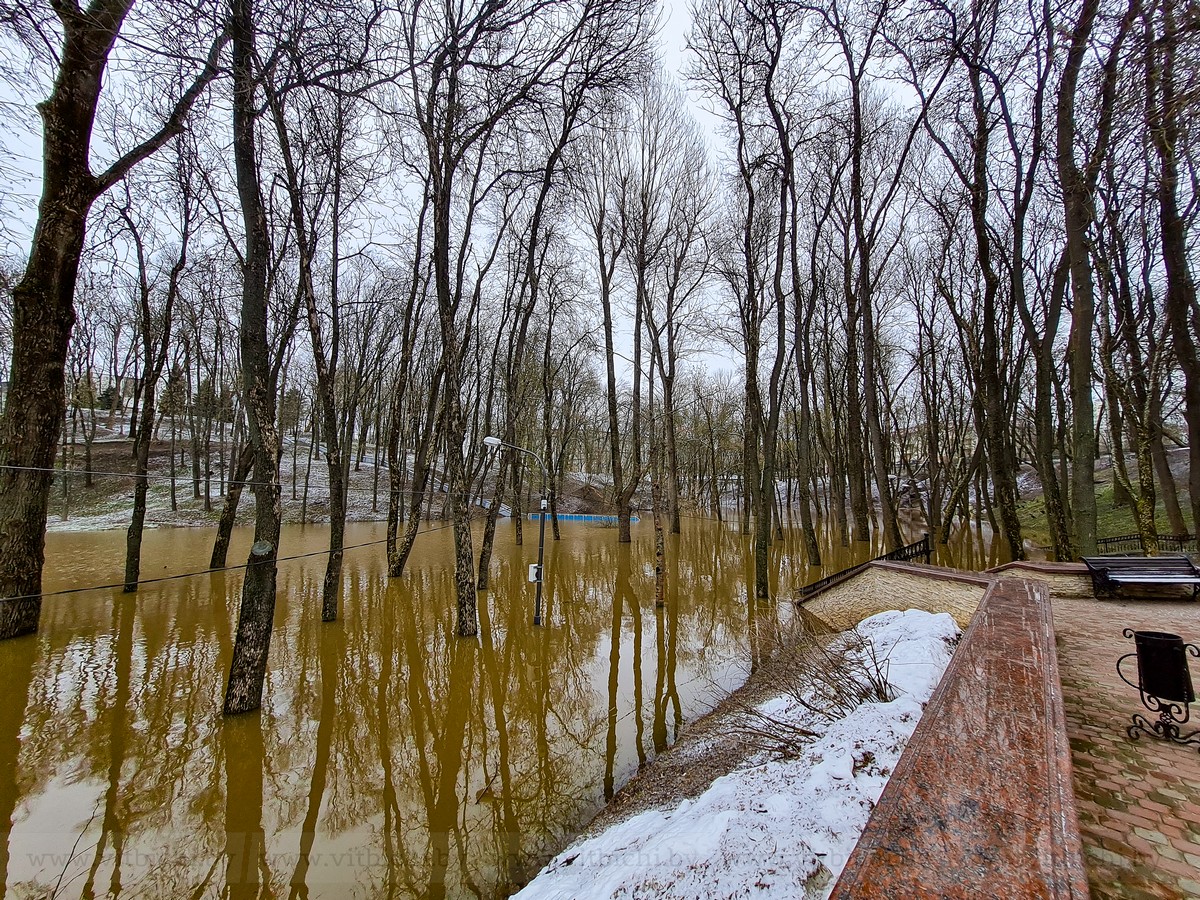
left=525, top=513, right=640, bottom=524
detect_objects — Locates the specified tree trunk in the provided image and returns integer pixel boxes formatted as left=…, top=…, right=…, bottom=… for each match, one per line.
left=0, top=0, right=222, bottom=639
left=0, top=231, right=78, bottom=636
left=599, top=224, right=633, bottom=544
left=430, top=189, right=477, bottom=635
left=1150, top=401, right=1187, bottom=536
left=1148, top=0, right=1200, bottom=535
left=663, top=377, right=681, bottom=535
left=224, top=0, right=282, bottom=715
left=211, top=444, right=255, bottom=569
left=1056, top=0, right=1133, bottom=557
left=386, top=396, right=405, bottom=567
left=0, top=131, right=97, bottom=635
left=843, top=305, right=871, bottom=543
left=124, top=383, right=157, bottom=591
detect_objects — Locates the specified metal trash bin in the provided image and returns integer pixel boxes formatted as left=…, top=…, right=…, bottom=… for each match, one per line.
left=1117, top=628, right=1199, bottom=750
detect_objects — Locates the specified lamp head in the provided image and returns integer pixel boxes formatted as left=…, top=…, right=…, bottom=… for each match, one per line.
left=483, top=435, right=503, bottom=450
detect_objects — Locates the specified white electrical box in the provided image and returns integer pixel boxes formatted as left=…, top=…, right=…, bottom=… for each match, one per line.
left=528, top=563, right=541, bottom=583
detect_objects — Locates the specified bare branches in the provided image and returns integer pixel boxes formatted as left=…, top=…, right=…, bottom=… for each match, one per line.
left=735, top=621, right=895, bottom=760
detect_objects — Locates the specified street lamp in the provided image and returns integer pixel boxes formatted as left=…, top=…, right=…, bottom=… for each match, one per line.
left=483, top=435, right=549, bottom=626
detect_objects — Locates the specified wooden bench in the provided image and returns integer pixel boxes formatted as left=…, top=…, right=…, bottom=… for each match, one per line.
left=1082, top=555, right=1200, bottom=600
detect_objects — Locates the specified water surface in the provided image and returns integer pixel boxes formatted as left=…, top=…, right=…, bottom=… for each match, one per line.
left=0, top=516, right=999, bottom=898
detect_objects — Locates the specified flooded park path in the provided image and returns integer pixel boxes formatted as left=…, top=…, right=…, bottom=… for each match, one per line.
left=0, top=517, right=1001, bottom=898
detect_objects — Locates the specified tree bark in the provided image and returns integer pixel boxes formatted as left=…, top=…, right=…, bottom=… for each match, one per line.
left=0, top=1, right=223, bottom=639
left=211, top=444, right=255, bottom=569
left=1056, top=0, right=1135, bottom=557
left=1147, top=0, right=1200, bottom=535
left=224, top=0, right=283, bottom=715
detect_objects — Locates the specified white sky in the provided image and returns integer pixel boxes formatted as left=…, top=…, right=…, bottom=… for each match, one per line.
left=1, top=1, right=741, bottom=379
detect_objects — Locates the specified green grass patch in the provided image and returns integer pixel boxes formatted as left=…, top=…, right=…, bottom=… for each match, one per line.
left=1017, top=471, right=1193, bottom=550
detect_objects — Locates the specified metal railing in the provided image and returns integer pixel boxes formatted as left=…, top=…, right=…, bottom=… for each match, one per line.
left=1095, top=532, right=1197, bottom=556
left=798, top=533, right=932, bottom=599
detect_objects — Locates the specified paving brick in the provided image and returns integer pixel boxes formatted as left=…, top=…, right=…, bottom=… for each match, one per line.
left=1051, top=587, right=1200, bottom=900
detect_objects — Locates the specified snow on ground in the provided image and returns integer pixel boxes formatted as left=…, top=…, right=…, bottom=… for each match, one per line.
left=46, top=428, right=610, bottom=532
left=514, top=609, right=960, bottom=900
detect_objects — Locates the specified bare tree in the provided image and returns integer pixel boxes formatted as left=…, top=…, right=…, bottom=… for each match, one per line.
left=0, top=0, right=226, bottom=639
left=115, top=142, right=201, bottom=591
left=1056, top=0, right=1137, bottom=557
left=224, top=0, right=283, bottom=714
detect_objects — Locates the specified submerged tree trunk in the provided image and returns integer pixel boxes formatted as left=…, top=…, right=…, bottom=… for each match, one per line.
left=125, top=205, right=187, bottom=592
left=0, top=0, right=223, bottom=640
left=124, top=387, right=157, bottom=591
left=211, top=444, right=255, bottom=569
left=224, top=0, right=283, bottom=715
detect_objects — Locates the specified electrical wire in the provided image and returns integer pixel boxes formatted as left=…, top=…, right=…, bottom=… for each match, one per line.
left=6, top=521, right=459, bottom=603
left=0, top=463, right=434, bottom=495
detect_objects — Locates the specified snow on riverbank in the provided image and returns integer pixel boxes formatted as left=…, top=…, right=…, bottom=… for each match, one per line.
left=514, top=609, right=960, bottom=900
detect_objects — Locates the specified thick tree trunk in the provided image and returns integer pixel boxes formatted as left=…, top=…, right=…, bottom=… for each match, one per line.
left=224, top=0, right=283, bottom=715
left=0, top=42, right=103, bottom=636
left=1063, top=196, right=1099, bottom=558
left=0, top=0, right=221, bottom=639
left=0, top=240, right=80, bottom=637
left=1057, top=0, right=1133, bottom=557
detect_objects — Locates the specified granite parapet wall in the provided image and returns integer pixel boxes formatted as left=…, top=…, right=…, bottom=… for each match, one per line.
left=829, top=576, right=1090, bottom=899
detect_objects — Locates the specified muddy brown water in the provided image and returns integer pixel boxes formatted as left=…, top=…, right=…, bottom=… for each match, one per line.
left=0, top=517, right=1001, bottom=898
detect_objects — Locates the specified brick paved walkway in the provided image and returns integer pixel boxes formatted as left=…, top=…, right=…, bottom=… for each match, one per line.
left=1054, top=593, right=1200, bottom=898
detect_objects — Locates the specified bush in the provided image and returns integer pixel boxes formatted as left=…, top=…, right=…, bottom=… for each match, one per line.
left=737, top=621, right=894, bottom=759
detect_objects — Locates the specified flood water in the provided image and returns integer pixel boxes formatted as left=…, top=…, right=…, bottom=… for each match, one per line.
left=0, top=516, right=1001, bottom=899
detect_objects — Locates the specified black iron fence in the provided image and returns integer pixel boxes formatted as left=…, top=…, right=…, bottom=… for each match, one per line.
left=797, top=533, right=932, bottom=599
left=1096, top=533, right=1197, bottom=556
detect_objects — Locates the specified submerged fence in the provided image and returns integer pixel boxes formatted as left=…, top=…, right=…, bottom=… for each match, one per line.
left=525, top=513, right=640, bottom=524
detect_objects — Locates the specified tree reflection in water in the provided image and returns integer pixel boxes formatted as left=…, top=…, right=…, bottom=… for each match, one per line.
left=0, top=517, right=978, bottom=897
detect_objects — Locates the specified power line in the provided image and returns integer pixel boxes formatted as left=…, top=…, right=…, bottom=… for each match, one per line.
left=0, top=463, right=436, bottom=495
left=9, top=521, right=459, bottom=604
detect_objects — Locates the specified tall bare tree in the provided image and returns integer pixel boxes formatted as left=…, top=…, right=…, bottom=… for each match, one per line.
left=0, top=0, right=226, bottom=639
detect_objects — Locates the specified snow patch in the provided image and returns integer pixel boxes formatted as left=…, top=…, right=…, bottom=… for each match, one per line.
left=514, top=609, right=959, bottom=900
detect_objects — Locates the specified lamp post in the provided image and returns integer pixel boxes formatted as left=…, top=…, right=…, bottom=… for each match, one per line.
left=483, top=435, right=549, bottom=626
